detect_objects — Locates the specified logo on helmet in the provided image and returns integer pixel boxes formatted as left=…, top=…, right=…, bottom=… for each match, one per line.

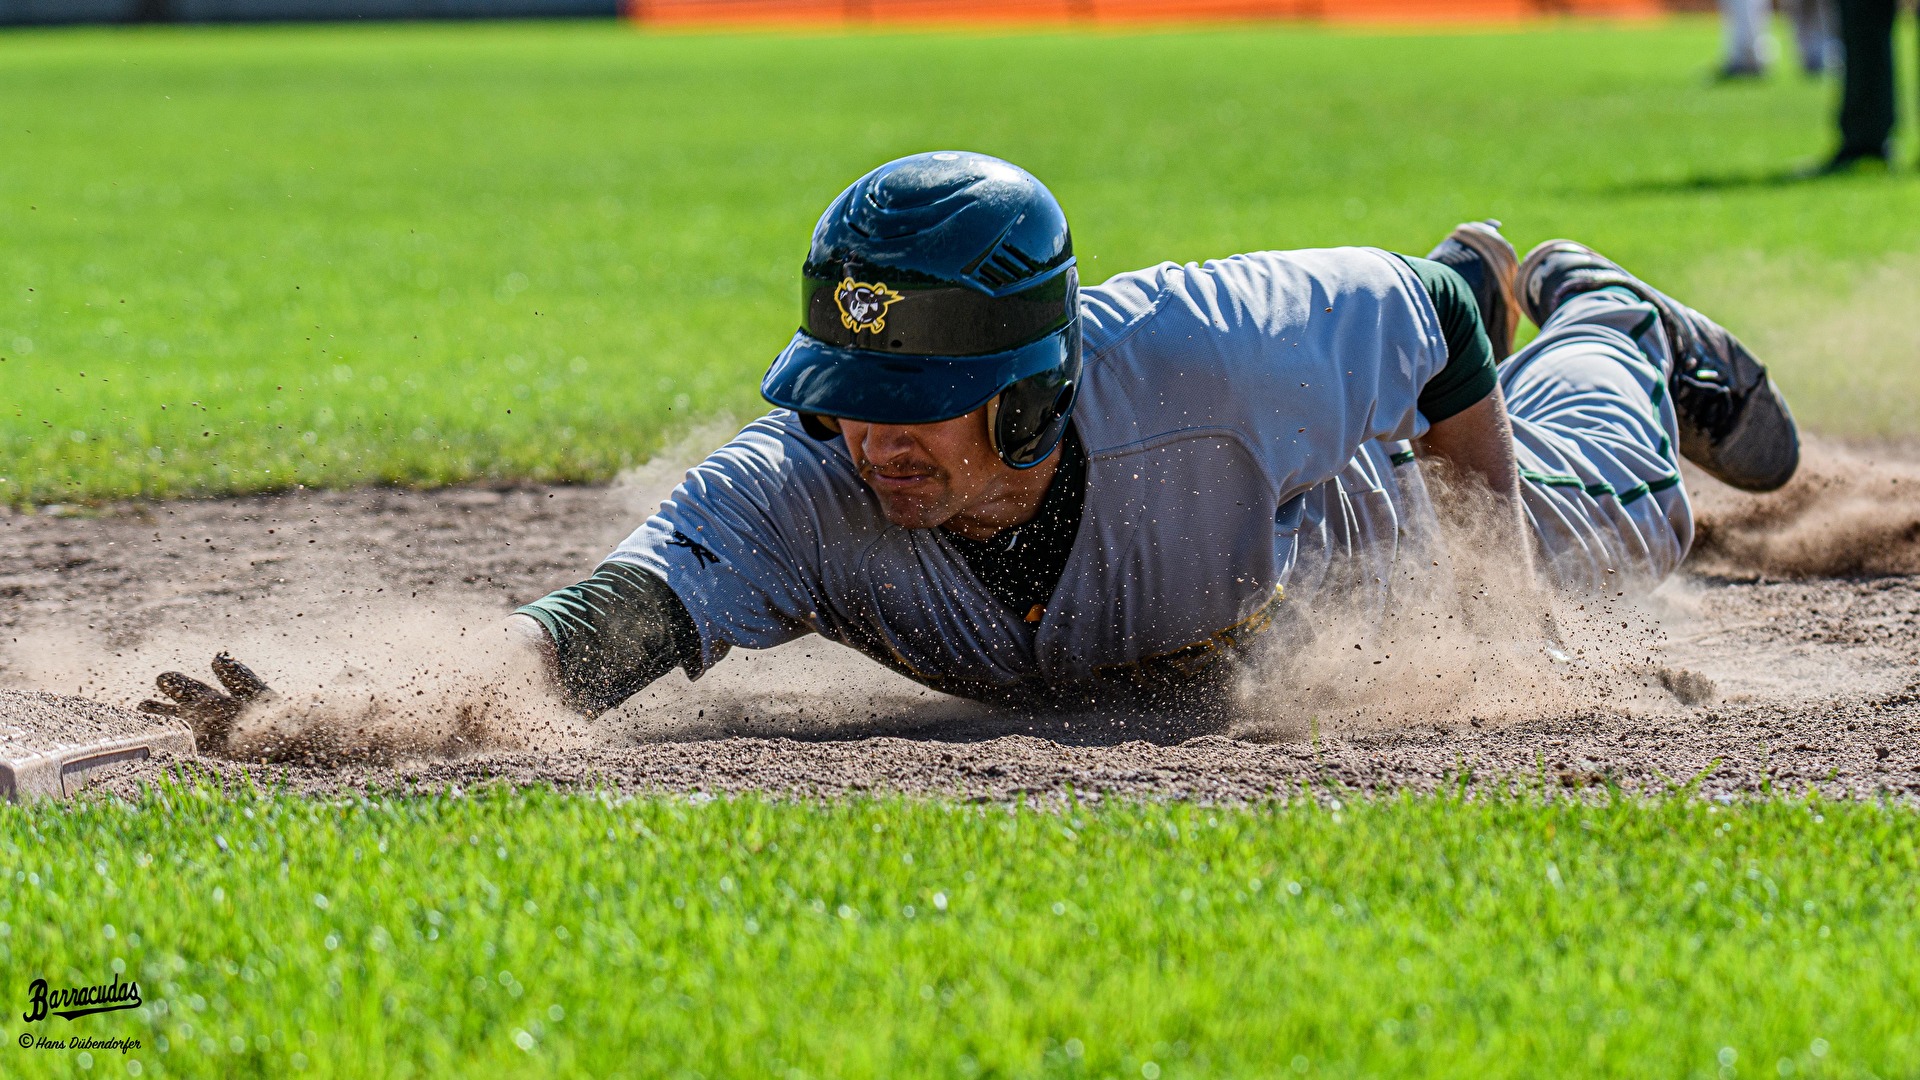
left=834, top=278, right=904, bottom=335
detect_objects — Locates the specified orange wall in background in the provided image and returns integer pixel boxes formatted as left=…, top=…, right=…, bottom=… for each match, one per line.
left=627, top=0, right=1674, bottom=27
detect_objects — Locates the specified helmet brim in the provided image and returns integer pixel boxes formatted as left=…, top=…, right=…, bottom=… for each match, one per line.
left=760, top=323, right=1075, bottom=426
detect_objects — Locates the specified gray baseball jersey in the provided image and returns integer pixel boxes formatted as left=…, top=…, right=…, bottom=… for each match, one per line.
left=604, top=247, right=1447, bottom=700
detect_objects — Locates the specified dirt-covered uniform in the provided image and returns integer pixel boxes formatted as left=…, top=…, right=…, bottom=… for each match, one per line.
left=517, top=247, right=1694, bottom=713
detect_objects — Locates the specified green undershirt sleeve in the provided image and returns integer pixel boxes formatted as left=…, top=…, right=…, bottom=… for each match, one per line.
left=1396, top=254, right=1499, bottom=425
left=514, top=562, right=701, bottom=716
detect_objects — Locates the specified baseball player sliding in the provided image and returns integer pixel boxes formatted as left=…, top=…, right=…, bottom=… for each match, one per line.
left=145, top=152, right=1799, bottom=747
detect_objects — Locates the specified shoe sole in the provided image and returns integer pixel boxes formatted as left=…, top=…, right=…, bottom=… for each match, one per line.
left=1517, top=239, right=1616, bottom=328
left=1440, top=222, right=1522, bottom=362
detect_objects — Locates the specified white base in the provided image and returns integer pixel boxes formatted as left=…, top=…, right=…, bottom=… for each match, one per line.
left=0, top=727, right=196, bottom=801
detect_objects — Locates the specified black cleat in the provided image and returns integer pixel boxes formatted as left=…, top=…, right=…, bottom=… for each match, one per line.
left=1425, top=219, right=1522, bottom=363
left=1519, top=240, right=1799, bottom=492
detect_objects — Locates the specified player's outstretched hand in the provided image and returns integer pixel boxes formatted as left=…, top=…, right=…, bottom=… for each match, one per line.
left=139, top=652, right=275, bottom=756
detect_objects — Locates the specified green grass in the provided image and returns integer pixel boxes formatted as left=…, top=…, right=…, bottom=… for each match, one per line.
left=1, top=785, right=1915, bottom=1077
left=3, top=19, right=1920, bottom=505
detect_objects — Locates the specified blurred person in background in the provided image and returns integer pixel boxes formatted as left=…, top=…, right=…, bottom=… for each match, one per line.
left=1721, top=0, right=1837, bottom=78
left=1718, top=0, right=1776, bottom=78
left=1783, top=0, right=1839, bottom=75
left=1829, top=0, right=1904, bottom=168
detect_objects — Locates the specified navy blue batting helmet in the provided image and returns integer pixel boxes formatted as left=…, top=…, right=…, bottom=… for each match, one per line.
left=760, top=151, right=1080, bottom=468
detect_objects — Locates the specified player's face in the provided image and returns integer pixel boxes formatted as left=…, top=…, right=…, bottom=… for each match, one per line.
left=839, top=407, right=1005, bottom=530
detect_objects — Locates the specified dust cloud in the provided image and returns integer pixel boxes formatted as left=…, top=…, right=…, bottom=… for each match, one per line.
left=14, top=597, right=592, bottom=767
left=1234, top=438, right=1920, bottom=741
left=1229, top=462, right=1691, bottom=742
left=1689, top=438, right=1920, bottom=579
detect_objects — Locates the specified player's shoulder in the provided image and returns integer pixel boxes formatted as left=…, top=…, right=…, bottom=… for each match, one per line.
left=1078, top=246, right=1420, bottom=359
left=678, top=411, right=863, bottom=503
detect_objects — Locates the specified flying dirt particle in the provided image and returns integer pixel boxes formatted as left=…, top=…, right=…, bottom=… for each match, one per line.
left=1654, top=666, right=1717, bottom=707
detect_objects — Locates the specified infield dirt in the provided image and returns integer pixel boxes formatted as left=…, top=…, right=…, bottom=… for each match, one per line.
left=1, top=435, right=1916, bottom=803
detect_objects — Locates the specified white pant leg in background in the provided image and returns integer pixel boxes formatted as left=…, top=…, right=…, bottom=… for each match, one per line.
left=1782, top=0, right=1838, bottom=73
left=1719, top=0, right=1776, bottom=73
left=1501, top=288, right=1693, bottom=594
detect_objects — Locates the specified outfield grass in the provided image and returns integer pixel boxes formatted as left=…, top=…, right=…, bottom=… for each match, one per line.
left=3, top=20, right=1920, bottom=506
left=0, top=785, right=1914, bottom=1078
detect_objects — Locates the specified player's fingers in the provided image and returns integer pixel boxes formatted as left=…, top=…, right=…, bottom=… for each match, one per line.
left=211, top=652, right=273, bottom=701
left=137, top=699, right=183, bottom=718
left=154, top=672, right=230, bottom=713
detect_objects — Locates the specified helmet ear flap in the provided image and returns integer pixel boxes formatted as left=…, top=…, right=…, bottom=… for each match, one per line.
left=990, top=374, right=1077, bottom=469
left=797, top=412, right=843, bottom=441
